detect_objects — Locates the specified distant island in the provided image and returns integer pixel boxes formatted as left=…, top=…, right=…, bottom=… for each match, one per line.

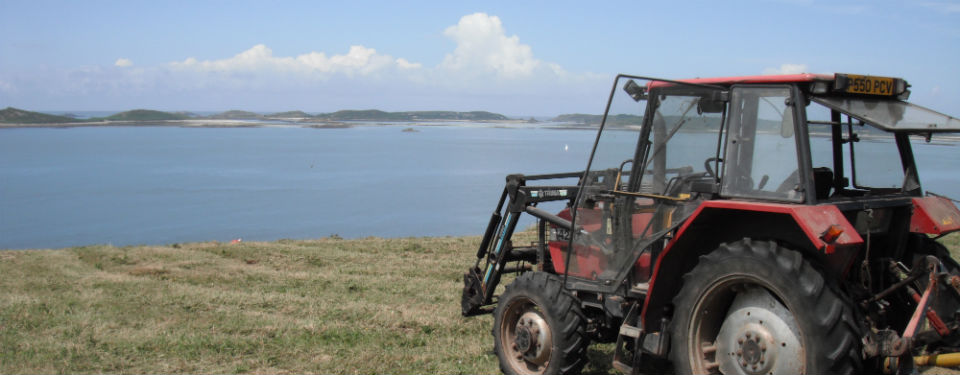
left=0, top=107, right=86, bottom=124
left=0, top=107, right=516, bottom=125
left=102, top=109, right=192, bottom=121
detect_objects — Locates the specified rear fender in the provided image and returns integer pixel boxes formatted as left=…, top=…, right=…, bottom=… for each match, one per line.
left=911, top=196, right=960, bottom=235
left=640, top=200, right=863, bottom=333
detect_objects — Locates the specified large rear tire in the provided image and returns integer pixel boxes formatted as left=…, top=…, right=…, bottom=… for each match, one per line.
left=493, top=272, right=589, bottom=375
left=668, top=239, right=862, bottom=374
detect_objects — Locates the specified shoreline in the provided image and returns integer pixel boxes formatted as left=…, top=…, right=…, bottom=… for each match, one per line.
left=4, top=119, right=959, bottom=140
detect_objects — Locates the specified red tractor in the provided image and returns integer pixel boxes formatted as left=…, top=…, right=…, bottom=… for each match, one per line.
left=461, top=73, right=960, bottom=374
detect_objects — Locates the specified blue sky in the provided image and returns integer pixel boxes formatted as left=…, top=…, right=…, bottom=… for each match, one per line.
left=0, top=0, right=958, bottom=116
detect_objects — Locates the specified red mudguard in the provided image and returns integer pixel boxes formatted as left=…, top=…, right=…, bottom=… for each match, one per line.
left=911, top=196, right=960, bottom=235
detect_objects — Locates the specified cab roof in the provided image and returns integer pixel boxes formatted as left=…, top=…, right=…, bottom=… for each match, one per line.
left=641, top=73, right=960, bottom=133
left=677, top=73, right=835, bottom=86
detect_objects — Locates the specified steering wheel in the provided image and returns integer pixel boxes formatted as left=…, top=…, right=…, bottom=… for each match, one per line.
left=704, top=157, right=721, bottom=178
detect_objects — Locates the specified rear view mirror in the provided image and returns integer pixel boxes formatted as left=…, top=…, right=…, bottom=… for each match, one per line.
left=781, top=105, right=795, bottom=138
left=623, top=80, right=646, bottom=102
left=698, top=98, right=725, bottom=113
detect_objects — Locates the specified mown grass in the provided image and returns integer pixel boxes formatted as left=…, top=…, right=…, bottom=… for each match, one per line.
left=1, top=233, right=958, bottom=374
left=1, top=236, right=499, bottom=374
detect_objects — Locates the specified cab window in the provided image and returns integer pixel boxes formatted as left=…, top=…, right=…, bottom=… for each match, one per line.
left=721, top=86, right=803, bottom=202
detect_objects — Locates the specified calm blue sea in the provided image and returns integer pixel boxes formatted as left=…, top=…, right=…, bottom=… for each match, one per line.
left=0, top=125, right=957, bottom=250
left=0, top=125, right=592, bottom=249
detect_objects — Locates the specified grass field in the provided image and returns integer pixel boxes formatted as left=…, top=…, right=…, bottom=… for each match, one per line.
left=1, top=233, right=959, bottom=374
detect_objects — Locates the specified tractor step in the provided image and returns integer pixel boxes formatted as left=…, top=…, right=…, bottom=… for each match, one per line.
left=613, top=322, right=643, bottom=373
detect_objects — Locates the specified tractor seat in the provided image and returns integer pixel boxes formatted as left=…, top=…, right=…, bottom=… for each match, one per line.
left=812, top=167, right=833, bottom=200
left=636, top=252, right=652, bottom=281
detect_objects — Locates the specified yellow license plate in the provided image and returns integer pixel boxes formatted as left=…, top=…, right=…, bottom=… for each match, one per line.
left=845, top=74, right=896, bottom=95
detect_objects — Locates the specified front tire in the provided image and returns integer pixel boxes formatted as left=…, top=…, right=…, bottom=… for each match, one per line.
left=668, top=239, right=861, bottom=374
left=493, top=272, right=589, bottom=375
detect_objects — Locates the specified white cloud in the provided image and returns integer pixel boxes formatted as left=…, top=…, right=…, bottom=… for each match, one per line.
left=440, top=13, right=540, bottom=78
left=3, top=13, right=609, bottom=114
left=762, top=63, right=808, bottom=75
left=169, top=44, right=416, bottom=78
left=396, top=58, right=421, bottom=69
left=153, top=14, right=598, bottom=93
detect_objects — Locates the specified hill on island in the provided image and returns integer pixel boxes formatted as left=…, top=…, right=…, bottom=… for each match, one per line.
left=0, top=107, right=83, bottom=124
left=101, top=109, right=190, bottom=121
left=1, top=107, right=514, bottom=125
left=267, top=110, right=312, bottom=118
left=206, top=110, right=264, bottom=120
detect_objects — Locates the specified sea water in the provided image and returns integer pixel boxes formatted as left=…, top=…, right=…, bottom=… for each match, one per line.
left=0, top=125, right=957, bottom=249
left=0, top=125, right=592, bottom=249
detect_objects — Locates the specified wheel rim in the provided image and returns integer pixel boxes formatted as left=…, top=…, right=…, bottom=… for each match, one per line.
left=687, top=279, right=804, bottom=375
left=500, top=297, right=553, bottom=374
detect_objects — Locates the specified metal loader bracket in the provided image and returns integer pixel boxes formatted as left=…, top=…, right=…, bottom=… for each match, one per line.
left=461, top=172, right=581, bottom=316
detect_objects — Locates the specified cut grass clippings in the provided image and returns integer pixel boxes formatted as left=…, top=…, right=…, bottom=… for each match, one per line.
left=1, top=233, right=958, bottom=374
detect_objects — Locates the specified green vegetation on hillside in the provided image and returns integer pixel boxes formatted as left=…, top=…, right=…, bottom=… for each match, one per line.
left=206, top=110, right=264, bottom=120
left=0, top=107, right=83, bottom=124
left=101, top=109, right=190, bottom=122
left=268, top=110, right=312, bottom=118
left=1, top=107, right=513, bottom=125
left=319, top=109, right=401, bottom=121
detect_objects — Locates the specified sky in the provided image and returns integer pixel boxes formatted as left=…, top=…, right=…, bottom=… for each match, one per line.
left=0, top=0, right=958, bottom=117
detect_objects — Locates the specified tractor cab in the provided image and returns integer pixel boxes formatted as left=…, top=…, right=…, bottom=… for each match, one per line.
left=562, top=74, right=960, bottom=295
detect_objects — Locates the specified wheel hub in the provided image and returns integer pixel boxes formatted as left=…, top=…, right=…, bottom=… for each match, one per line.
left=513, top=311, right=552, bottom=365
left=734, top=329, right=771, bottom=373
left=715, top=286, right=803, bottom=375
left=516, top=326, right=533, bottom=352
left=740, top=335, right=762, bottom=365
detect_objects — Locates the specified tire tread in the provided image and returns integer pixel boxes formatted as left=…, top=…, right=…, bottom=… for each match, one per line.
left=494, top=272, right=589, bottom=375
left=667, top=239, right=862, bottom=374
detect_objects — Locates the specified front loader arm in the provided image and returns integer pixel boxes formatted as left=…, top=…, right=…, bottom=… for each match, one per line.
left=461, top=172, right=581, bottom=316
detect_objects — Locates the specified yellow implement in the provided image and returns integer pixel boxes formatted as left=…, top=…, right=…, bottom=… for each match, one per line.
left=884, top=353, right=960, bottom=373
